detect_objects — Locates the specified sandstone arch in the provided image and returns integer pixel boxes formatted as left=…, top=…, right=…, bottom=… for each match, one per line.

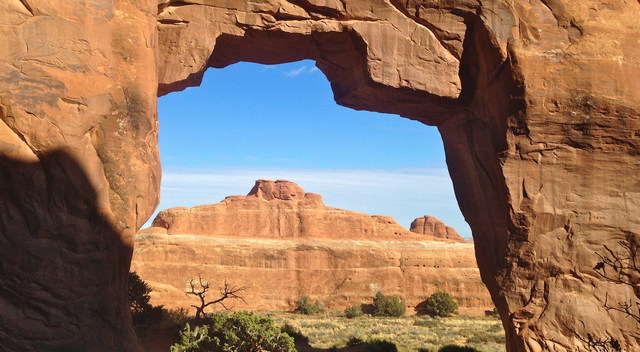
left=0, top=1, right=638, bottom=351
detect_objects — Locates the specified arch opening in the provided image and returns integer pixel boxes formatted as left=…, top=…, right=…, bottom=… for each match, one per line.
left=133, top=53, right=501, bottom=349
left=152, top=59, right=469, bottom=236
left=155, top=0, right=521, bottom=349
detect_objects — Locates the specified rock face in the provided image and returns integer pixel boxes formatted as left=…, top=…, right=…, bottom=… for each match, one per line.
left=0, top=2, right=158, bottom=351
left=151, top=179, right=450, bottom=241
left=410, top=215, right=465, bottom=241
left=132, top=180, right=491, bottom=314
left=0, top=1, right=638, bottom=351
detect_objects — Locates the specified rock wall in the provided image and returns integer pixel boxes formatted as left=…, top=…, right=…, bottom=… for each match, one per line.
left=0, top=1, right=638, bottom=351
left=0, top=1, right=159, bottom=351
left=132, top=180, right=490, bottom=314
left=154, top=2, right=640, bottom=350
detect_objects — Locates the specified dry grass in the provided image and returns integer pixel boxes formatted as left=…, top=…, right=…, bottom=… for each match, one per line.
left=257, top=311, right=506, bottom=352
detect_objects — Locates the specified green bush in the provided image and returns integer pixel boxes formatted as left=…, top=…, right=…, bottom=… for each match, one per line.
left=295, top=295, right=325, bottom=315
left=373, top=292, right=406, bottom=317
left=438, top=345, right=481, bottom=352
left=170, top=323, right=213, bottom=352
left=416, top=292, right=458, bottom=317
left=344, top=305, right=363, bottom=319
left=170, top=311, right=295, bottom=352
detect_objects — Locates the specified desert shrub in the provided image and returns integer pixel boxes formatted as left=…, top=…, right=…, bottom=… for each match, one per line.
left=344, top=305, right=363, bottom=319
left=346, top=337, right=365, bottom=346
left=373, top=292, right=406, bottom=317
left=416, top=292, right=458, bottom=317
left=413, top=317, right=444, bottom=329
left=129, top=271, right=151, bottom=313
left=438, top=345, right=481, bottom=352
left=295, top=295, right=325, bottom=315
left=170, top=311, right=295, bottom=352
left=484, top=307, right=500, bottom=317
left=365, top=339, right=398, bottom=352
left=347, top=337, right=397, bottom=352
left=170, top=323, right=213, bottom=352
left=167, top=307, right=191, bottom=326
left=128, top=272, right=164, bottom=333
left=281, top=323, right=309, bottom=344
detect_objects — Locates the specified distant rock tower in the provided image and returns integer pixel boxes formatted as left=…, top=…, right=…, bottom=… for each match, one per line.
left=410, top=215, right=464, bottom=241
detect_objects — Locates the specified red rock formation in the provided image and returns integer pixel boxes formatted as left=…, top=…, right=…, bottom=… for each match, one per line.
left=410, top=215, right=465, bottom=241
left=0, top=1, right=638, bottom=351
left=132, top=180, right=492, bottom=315
left=247, top=179, right=307, bottom=200
left=152, top=179, right=442, bottom=241
left=0, top=2, right=158, bottom=351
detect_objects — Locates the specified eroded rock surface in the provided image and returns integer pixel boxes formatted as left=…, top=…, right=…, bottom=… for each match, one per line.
left=0, top=1, right=159, bottom=351
left=0, top=1, right=638, bottom=351
left=410, top=215, right=465, bottom=241
left=132, top=180, right=491, bottom=314
left=152, top=179, right=446, bottom=240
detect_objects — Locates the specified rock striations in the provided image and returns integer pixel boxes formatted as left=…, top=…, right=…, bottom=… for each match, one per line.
left=132, top=180, right=491, bottom=314
left=410, top=215, right=464, bottom=241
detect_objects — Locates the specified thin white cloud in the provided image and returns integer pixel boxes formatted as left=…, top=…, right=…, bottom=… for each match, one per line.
left=283, top=66, right=308, bottom=78
left=259, top=65, right=276, bottom=72
left=144, top=166, right=472, bottom=238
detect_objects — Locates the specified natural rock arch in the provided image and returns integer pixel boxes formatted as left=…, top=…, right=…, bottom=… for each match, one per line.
left=0, top=1, right=638, bottom=352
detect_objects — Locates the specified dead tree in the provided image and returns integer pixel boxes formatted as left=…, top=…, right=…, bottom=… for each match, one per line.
left=186, top=275, right=248, bottom=321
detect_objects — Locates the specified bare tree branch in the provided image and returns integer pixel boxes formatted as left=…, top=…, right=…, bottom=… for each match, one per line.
left=186, top=275, right=248, bottom=321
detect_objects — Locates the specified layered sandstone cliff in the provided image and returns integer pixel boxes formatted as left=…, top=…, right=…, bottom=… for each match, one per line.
left=132, top=180, right=491, bottom=314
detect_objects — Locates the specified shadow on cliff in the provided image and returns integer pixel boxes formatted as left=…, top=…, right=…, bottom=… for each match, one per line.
left=0, top=150, right=140, bottom=351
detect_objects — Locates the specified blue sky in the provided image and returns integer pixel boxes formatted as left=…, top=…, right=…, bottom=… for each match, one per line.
left=152, top=60, right=471, bottom=238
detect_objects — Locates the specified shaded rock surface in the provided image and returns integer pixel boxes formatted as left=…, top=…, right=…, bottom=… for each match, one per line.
left=0, top=1, right=638, bottom=351
left=132, top=180, right=491, bottom=314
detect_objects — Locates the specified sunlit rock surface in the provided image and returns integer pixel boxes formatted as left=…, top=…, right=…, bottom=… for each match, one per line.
left=0, top=0, right=638, bottom=351
left=410, top=215, right=465, bottom=241
left=132, top=180, right=491, bottom=314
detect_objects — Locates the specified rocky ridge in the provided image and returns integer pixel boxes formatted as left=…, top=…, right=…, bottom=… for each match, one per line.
left=132, top=180, right=491, bottom=314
